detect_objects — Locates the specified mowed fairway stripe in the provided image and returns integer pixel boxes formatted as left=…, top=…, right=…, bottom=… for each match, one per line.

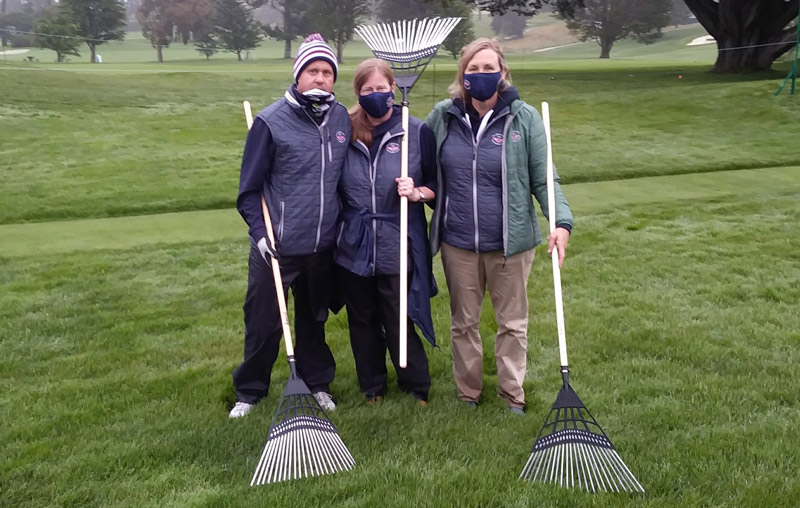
left=1, top=166, right=797, bottom=258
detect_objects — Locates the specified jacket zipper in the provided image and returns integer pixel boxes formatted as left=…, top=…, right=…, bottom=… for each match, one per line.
left=467, top=111, right=495, bottom=252
left=279, top=201, right=285, bottom=241
left=304, top=111, right=331, bottom=253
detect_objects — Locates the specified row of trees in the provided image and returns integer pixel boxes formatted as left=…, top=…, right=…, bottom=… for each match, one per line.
left=3, top=0, right=798, bottom=72
left=480, top=0, right=799, bottom=71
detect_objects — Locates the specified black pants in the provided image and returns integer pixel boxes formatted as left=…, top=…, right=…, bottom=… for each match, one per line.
left=233, top=246, right=336, bottom=404
left=338, top=267, right=430, bottom=401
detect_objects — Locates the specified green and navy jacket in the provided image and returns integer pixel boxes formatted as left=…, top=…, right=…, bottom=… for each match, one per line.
left=425, top=91, right=573, bottom=258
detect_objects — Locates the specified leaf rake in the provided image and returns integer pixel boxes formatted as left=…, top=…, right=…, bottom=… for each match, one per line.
left=354, top=17, right=460, bottom=368
left=242, top=101, right=355, bottom=485
left=518, top=102, right=644, bottom=493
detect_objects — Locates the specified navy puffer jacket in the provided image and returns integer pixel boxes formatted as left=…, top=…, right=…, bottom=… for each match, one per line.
left=237, top=88, right=351, bottom=256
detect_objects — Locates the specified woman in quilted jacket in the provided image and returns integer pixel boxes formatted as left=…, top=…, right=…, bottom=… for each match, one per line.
left=425, top=38, right=574, bottom=414
left=334, top=59, right=438, bottom=406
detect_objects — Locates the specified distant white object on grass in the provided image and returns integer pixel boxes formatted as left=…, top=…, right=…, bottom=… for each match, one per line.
left=687, top=35, right=715, bottom=46
left=0, top=48, right=31, bottom=55
left=96, top=54, right=102, bottom=63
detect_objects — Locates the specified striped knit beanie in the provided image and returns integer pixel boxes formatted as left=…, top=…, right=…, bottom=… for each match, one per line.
left=293, top=33, right=338, bottom=83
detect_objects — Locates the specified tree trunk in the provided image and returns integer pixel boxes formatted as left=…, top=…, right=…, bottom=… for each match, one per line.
left=685, top=0, right=798, bottom=73
left=156, top=45, right=163, bottom=63
left=336, top=34, right=343, bottom=63
left=57, top=51, right=63, bottom=63
left=88, top=42, right=96, bottom=63
left=237, top=50, right=242, bottom=61
left=712, top=31, right=795, bottom=73
left=283, top=38, right=291, bottom=59
left=599, top=37, right=613, bottom=59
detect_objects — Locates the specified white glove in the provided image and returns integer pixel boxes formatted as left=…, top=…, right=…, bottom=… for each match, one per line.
left=256, top=237, right=279, bottom=265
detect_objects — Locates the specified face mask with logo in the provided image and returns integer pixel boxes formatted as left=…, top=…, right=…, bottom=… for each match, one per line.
left=463, top=72, right=502, bottom=102
left=358, top=90, right=394, bottom=119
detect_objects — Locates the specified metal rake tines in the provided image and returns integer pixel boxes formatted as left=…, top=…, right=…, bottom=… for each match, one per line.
left=519, top=435, right=644, bottom=493
left=251, top=415, right=355, bottom=485
left=519, top=405, right=645, bottom=493
left=355, top=17, right=461, bottom=63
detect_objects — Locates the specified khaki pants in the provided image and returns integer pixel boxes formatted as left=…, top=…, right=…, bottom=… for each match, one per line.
left=441, top=242, right=535, bottom=408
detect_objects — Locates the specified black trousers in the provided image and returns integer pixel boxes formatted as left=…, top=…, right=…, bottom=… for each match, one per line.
left=233, top=246, right=336, bottom=404
left=338, top=267, right=430, bottom=401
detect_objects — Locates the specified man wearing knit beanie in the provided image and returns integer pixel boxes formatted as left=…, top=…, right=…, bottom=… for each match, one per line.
left=293, top=32, right=339, bottom=83
left=230, top=33, right=350, bottom=419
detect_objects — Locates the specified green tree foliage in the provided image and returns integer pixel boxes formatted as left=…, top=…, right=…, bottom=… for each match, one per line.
left=559, top=0, right=670, bottom=59
left=475, top=0, right=582, bottom=16
left=263, top=0, right=309, bottom=59
left=491, top=12, right=527, bottom=38
left=62, top=0, right=126, bottom=62
left=210, top=0, right=261, bottom=61
left=34, top=4, right=82, bottom=62
left=306, top=0, right=370, bottom=62
left=669, top=0, right=695, bottom=26
left=377, top=0, right=475, bottom=59
left=0, top=10, right=36, bottom=46
left=685, top=0, right=799, bottom=73
left=194, top=33, right=218, bottom=59
left=137, top=0, right=212, bottom=62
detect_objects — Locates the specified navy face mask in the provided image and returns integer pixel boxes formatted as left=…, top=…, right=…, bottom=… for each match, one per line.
left=358, top=90, right=394, bottom=119
left=463, top=72, right=502, bottom=102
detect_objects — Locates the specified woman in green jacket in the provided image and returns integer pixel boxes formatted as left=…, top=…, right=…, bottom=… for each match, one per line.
left=425, top=38, right=574, bottom=414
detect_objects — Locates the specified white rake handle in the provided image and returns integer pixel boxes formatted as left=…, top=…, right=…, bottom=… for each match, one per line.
left=399, top=105, right=409, bottom=368
left=243, top=100, right=295, bottom=358
left=542, top=102, right=568, bottom=368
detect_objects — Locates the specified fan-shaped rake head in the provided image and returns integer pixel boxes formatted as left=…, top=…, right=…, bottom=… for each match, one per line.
left=355, top=17, right=460, bottom=98
left=250, top=368, right=354, bottom=485
left=519, top=380, right=644, bottom=493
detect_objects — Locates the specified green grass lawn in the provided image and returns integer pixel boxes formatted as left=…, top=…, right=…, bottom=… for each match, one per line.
left=2, top=49, right=798, bottom=224
left=2, top=28, right=800, bottom=508
left=2, top=179, right=799, bottom=507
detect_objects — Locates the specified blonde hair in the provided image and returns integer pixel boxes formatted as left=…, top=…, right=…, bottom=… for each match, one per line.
left=348, top=58, right=395, bottom=146
left=448, top=38, right=512, bottom=104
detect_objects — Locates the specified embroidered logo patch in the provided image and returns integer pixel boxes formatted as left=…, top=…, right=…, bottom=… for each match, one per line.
left=386, top=96, right=394, bottom=107
left=491, top=133, right=504, bottom=145
left=463, top=78, right=471, bottom=90
left=386, top=142, right=400, bottom=153
left=510, top=131, right=521, bottom=142
left=336, top=131, right=346, bottom=143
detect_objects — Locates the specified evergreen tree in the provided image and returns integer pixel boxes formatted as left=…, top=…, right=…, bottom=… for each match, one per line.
left=137, top=0, right=211, bottom=62
left=194, top=33, right=219, bottom=59
left=262, top=0, right=309, bottom=59
left=560, top=0, right=671, bottom=58
left=306, top=0, right=371, bottom=62
left=35, top=5, right=82, bottom=62
left=62, top=0, right=126, bottom=63
left=491, top=12, right=527, bottom=38
left=377, top=0, right=474, bottom=59
left=210, top=0, right=261, bottom=61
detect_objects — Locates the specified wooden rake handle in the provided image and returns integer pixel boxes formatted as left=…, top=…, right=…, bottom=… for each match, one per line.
left=243, top=100, right=295, bottom=358
left=398, top=104, right=409, bottom=368
left=542, top=101, right=568, bottom=368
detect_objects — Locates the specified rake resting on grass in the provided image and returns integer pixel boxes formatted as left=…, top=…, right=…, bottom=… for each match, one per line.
left=354, top=17, right=460, bottom=368
left=518, top=102, right=644, bottom=493
left=243, top=101, right=355, bottom=485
